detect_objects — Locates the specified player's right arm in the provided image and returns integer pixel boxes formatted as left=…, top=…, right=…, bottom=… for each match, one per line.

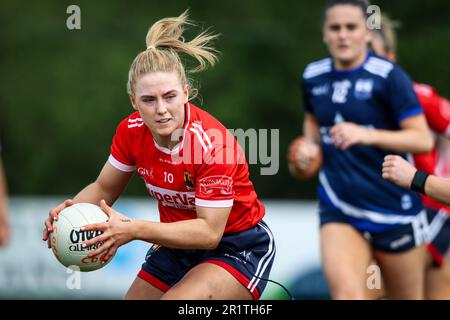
left=383, top=154, right=450, bottom=206
left=288, top=112, right=321, bottom=178
left=423, top=175, right=450, bottom=206
left=42, top=162, right=133, bottom=246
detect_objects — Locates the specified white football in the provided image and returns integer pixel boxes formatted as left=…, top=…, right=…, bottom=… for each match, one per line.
left=50, top=203, right=113, bottom=272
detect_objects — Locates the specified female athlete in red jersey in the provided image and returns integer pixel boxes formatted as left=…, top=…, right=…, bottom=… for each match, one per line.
left=42, top=10, right=275, bottom=300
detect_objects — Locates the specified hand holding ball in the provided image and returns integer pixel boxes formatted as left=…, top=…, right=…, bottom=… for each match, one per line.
left=287, top=136, right=322, bottom=180
left=50, top=203, right=113, bottom=271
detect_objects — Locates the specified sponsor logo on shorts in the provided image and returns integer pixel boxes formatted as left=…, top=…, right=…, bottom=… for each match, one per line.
left=390, top=234, right=412, bottom=250
left=146, top=244, right=162, bottom=260
left=239, top=250, right=252, bottom=262
left=224, top=253, right=247, bottom=264
left=199, top=176, right=233, bottom=195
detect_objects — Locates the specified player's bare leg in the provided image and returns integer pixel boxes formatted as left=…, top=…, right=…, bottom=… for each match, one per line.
left=321, top=223, right=373, bottom=299
left=124, top=276, right=164, bottom=300
left=160, top=263, right=253, bottom=300
left=374, top=244, right=426, bottom=299
left=425, top=258, right=450, bottom=299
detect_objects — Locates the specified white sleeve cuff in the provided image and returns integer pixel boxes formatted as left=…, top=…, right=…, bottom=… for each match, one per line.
left=108, top=154, right=136, bottom=172
left=195, top=198, right=234, bottom=208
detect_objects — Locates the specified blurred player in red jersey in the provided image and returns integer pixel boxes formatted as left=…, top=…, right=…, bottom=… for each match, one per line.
left=0, top=140, right=10, bottom=247
left=42, top=11, right=275, bottom=300
left=372, top=14, right=450, bottom=299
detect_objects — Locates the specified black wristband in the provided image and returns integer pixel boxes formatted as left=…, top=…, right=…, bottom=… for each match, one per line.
left=410, top=170, right=430, bottom=195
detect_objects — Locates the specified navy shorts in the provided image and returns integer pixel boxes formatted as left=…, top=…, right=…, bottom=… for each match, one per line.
left=319, top=204, right=429, bottom=253
left=137, top=220, right=276, bottom=300
left=426, top=207, right=450, bottom=267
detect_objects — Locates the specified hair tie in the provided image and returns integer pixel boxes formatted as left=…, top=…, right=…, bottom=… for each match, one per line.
left=147, top=45, right=156, bottom=50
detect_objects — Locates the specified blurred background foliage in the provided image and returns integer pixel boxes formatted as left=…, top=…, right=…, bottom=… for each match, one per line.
left=0, top=0, right=449, bottom=199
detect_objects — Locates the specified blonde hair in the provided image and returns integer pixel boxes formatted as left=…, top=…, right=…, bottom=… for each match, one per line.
left=373, top=14, right=401, bottom=55
left=127, top=10, right=219, bottom=100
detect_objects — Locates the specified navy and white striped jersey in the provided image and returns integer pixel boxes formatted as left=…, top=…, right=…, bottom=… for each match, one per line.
left=302, top=52, right=425, bottom=232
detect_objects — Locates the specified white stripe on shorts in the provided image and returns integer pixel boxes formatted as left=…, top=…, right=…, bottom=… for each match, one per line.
left=427, top=209, right=449, bottom=243
left=411, top=210, right=430, bottom=245
left=247, top=222, right=276, bottom=293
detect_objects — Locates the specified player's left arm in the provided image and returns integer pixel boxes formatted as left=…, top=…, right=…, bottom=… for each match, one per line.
left=331, top=66, right=435, bottom=153
left=330, top=114, right=433, bottom=153
left=133, top=205, right=231, bottom=249
left=423, top=175, right=450, bottom=206
left=368, top=114, right=433, bottom=153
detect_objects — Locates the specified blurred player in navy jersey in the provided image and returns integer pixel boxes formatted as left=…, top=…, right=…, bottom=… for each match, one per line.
left=289, top=0, right=433, bottom=299
left=372, top=14, right=450, bottom=299
left=0, top=139, right=10, bottom=247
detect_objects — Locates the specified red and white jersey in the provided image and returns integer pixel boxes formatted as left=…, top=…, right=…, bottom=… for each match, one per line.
left=108, top=103, right=265, bottom=233
left=412, top=83, right=450, bottom=212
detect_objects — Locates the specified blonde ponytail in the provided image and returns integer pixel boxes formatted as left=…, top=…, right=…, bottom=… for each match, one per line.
left=127, top=10, right=219, bottom=99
